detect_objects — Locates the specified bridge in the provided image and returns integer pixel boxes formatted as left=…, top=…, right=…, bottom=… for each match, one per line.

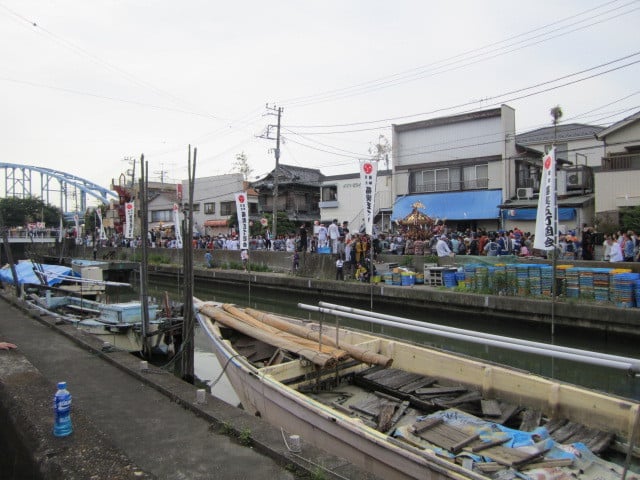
left=0, top=163, right=118, bottom=217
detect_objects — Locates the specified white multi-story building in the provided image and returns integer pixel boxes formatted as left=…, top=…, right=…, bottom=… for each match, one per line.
left=319, top=170, right=393, bottom=232
left=391, top=106, right=516, bottom=233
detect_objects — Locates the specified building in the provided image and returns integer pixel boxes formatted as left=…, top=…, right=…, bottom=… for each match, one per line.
left=595, top=110, right=640, bottom=226
left=498, top=123, right=603, bottom=234
left=391, top=106, right=516, bottom=233
left=319, top=170, right=393, bottom=232
left=251, top=165, right=322, bottom=225
left=181, top=173, right=258, bottom=237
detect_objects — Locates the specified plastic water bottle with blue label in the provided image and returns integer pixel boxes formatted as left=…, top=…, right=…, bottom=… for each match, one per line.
left=53, top=381, right=73, bottom=437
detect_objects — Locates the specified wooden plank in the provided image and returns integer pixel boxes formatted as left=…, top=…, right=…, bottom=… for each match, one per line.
left=451, top=433, right=481, bottom=453
left=544, top=418, right=567, bottom=434
left=481, top=399, right=502, bottom=417
left=586, top=431, right=614, bottom=454
left=470, top=436, right=512, bottom=452
left=415, top=386, right=467, bottom=396
left=411, top=417, right=443, bottom=434
left=550, top=421, right=583, bottom=443
left=416, top=423, right=470, bottom=451
left=474, top=462, right=503, bottom=473
left=438, top=390, right=482, bottom=407
left=521, top=458, right=574, bottom=470
left=398, top=376, right=437, bottom=393
left=385, top=400, right=410, bottom=435
left=493, top=403, right=520, bottom=425
left=377, top=403, right=396, bottom=432
left=519, top=409, right=542, bottom=432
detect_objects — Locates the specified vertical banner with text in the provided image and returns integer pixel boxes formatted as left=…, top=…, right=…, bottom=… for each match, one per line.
left=359, top=159, right=378, bottom=236
left=534, top=147, right=557, bottom=251
left=234, top=192, right=249, bottom=250
left=173, top=203, right=183, bottom=248
left=124, top=202, right=135, bottom=239
left=96, top=209, right=107, bottom=240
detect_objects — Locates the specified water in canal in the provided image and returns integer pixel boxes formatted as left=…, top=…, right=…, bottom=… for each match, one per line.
left=118, top=275, right=640, bottom=404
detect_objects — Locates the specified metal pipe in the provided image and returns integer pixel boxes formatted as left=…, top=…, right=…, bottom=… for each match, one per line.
left=299, top=303, right=639, bottom=373
left=317, top=301, right=640, bottom=370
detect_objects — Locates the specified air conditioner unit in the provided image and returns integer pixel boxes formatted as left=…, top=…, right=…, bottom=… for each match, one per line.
left=566, top=171, right=584, bottom=189
left=517, top=187, right=533, bottom=200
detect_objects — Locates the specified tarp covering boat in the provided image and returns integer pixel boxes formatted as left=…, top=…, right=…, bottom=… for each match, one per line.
left=0, top=262, right=75, bottom=287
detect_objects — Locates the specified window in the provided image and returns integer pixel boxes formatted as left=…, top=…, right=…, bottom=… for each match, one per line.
left=220, top=201, right=235, bottom=216
left=321, top=185, right=338, bottom=201
left=204, top=202, right=215, bottom=214
left=151, top=210, right=172, bottom=222
left=462, top=164, right=488, bottom=189
left=183, top=202, right=200, bottom=212
left=249, top=202, right=258, bottom=215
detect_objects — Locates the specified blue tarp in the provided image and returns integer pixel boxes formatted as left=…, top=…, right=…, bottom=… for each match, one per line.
left=0, top=262, right=75, bottom=286
left=503, top=208, right=576, bottom=221
left=391, top=190, right=503, bottom=222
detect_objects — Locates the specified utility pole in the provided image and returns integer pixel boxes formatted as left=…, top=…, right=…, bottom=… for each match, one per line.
left=259, top=104, right=282, bottom=242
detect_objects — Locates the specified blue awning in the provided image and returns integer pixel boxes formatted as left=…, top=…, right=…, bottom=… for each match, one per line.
left=503, top=208, right=576, bottom=221
left=391, top=190, right=503, bottom=222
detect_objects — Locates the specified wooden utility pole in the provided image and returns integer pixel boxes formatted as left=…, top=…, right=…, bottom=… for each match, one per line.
left=180, top=146, right=196, bottom=384
left=139, top=155, right=151, bottom=358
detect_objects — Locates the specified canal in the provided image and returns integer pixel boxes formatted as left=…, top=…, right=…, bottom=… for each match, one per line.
left=118, top=274, right=640, bottom=404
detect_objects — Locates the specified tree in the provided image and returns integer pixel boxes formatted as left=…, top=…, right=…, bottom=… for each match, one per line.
left=232, top=152, right=253, bottom=181
left=550, top=105, right=563, bottom=141
left=368, top=134, right=391, bottom=169
left=0, top=197, right=62, bottom=227
left=620, top=206, right=640, bottom=233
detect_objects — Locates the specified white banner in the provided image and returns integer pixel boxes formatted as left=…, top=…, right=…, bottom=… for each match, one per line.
left=124, top=202, right=135, bottom=239
left=234, top=192, right=249, bottom=251
left=73, top=213, right=82, bottom=244
left=359, top=159, right=378, bottom=236
left=173, top=203, right=183, bottom=248
left=534, top=148, right=557, bottom=251
left=96, top=209, right=107, bottom=240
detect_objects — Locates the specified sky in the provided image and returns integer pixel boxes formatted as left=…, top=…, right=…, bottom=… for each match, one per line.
left=1, top=0, right=639, bottom=207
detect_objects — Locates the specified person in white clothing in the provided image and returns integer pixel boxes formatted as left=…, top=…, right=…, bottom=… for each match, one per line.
left=317, top=224, right=328, bottom=248
left=436, top=235, right=454, bottom=258
left=608, top=237, right=624, bottom=262
left=328, top=219, right=340, bottom=254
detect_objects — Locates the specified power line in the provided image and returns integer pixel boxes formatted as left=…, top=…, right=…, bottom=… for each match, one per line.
left=284, top=55, right=640, bottom=135
left=279, top=1, right=639, bottom=109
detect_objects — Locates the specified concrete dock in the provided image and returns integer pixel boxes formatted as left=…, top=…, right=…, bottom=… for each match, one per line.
left=0, top=293, right=379, bottom=480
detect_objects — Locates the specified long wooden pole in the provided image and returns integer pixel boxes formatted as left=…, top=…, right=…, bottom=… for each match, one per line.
left=181, top=146, right=196, bottom=383
left=139, top=155, right=151, bottom=358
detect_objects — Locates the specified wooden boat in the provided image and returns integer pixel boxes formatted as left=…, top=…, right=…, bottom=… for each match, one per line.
left=26, top=293, right=174, bottom=353
left=195, top=299, right=640, bottom=480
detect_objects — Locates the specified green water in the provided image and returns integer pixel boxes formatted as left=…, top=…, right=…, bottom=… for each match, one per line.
left=115, top=274, right=640, bottom=402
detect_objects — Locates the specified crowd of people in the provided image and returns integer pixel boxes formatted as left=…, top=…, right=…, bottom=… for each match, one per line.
left=83, top=220, right=639, bottom=266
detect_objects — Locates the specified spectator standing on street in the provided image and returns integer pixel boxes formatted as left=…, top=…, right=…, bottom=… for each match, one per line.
left=335, top=256, right=344, bottom=280
left=436, top=235, right=454, bottom=258
left=328, top=219, right=340, bottom=254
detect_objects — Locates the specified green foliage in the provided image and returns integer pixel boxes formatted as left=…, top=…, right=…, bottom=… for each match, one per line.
left=232, top=151, right=253, bottom=181
left=238, top=428, right=252, bottom=446
left=148, top=253, right=171, bottom=264
left=620, top=206, right=640, bottom=233
left=311, top=466, right=327, bottom=480
left=259, top=211, right=299, bottom=237
left=220, top=422, right=234, bottom=435
left=0, top=196, right=62, bottom=227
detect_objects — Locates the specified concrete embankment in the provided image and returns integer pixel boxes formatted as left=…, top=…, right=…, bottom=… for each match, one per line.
left=147, top=263, right=640, bottom=337
left=0, top=292, right=379, bottom=480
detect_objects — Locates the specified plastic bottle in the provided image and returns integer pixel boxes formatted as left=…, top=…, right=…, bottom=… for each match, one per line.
left=53, top=381, right=73, bottom=437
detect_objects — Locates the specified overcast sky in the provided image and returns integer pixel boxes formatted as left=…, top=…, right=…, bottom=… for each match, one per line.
left=1, top=0, right=638, bottom=206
